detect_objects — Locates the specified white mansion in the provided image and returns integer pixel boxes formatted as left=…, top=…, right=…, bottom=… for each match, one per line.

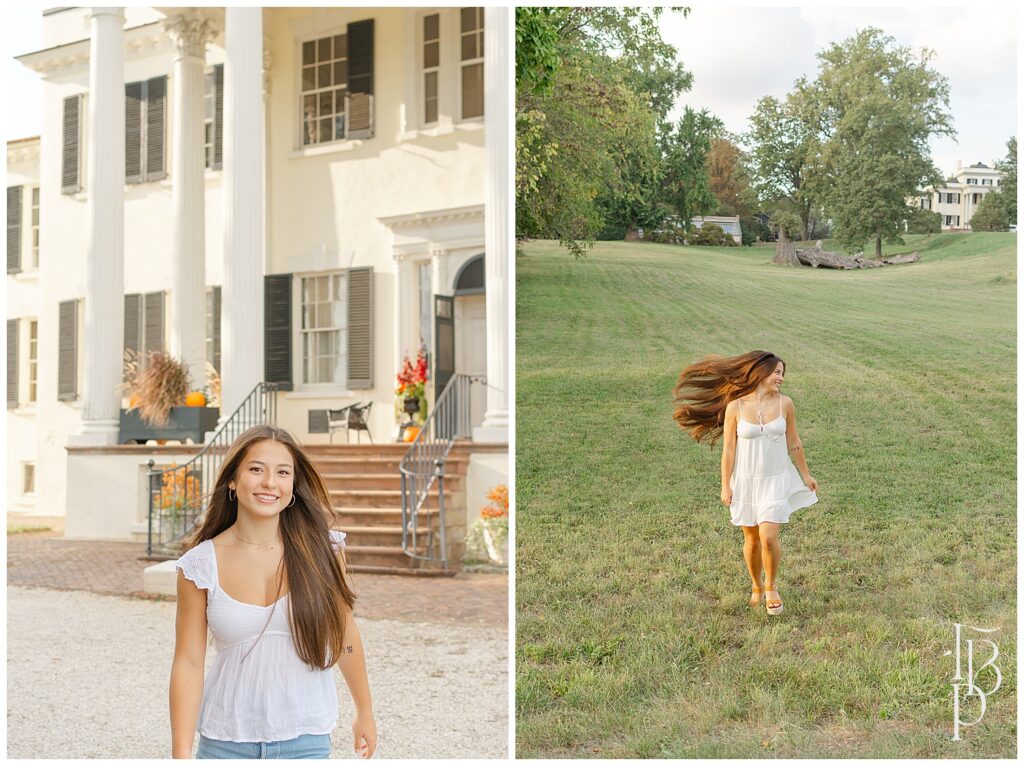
left=6, top=7, right=509, bottom=544
left=913, top=161, right=1006, bottom=230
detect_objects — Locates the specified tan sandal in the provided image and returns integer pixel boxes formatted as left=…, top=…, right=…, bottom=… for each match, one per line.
left=749, top=586, right=764, bottom=607
left=764, top=585, right=783, bottom=615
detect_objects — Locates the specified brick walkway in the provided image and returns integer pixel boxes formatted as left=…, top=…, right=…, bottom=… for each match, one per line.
left=6, top=532, right=507, bottom=628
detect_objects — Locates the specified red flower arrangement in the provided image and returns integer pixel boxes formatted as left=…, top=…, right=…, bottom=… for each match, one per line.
left=395, top=343, right=429, bottom=424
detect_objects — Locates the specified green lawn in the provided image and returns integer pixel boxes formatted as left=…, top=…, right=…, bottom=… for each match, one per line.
left=515, top=232, right=1016, bottom=758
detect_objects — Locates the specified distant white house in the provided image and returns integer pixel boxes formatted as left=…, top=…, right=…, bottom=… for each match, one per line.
left=691, top=215, right=742, bottom=243
left=913, top=161, right=1005, bottom=230
left=6, top=6, right=509, bottom=542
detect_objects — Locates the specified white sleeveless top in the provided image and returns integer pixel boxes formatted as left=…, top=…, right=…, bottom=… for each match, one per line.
left=175, top=529, right=347, bottom=743
left=729, top=398, right=817, bottom=526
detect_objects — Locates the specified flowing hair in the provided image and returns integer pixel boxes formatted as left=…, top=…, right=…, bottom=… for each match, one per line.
left=184, top=425, right=356, bottom=670
left=672, top=350, right=786, bottom=446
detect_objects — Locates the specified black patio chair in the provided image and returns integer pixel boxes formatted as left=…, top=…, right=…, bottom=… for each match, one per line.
left=327, top=401, right=373, bottom=444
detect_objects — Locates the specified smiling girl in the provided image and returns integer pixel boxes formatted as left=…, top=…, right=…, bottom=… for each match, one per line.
left=673, top=351, right=819, bottom=615
left=169, top=425, right=377, bottom=759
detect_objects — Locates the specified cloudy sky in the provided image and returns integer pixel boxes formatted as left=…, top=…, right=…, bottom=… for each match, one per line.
left=660, top=6, right=1017, bottom=175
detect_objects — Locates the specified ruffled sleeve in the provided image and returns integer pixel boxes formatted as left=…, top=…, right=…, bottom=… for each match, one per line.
left=329, top=528, right=347, bottom=552
left=174, top=540, right=216, bottom=593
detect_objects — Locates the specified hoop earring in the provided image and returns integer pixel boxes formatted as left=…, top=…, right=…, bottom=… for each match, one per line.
left=286, top=494, right=296, bottom=508
left=228, top=488, right=236, bottom=502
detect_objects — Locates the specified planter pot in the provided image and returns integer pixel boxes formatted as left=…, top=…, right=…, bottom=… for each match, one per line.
left=119, top=406, right=221, bottom=445
left=403, top=397, right=421, bottom=415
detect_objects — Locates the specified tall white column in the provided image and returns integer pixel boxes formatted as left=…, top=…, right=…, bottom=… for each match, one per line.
left=76, top=7, right=126, bottom=443
left=167, top=15, right=213, bottom=393
left=474, top=7, right=509, bottom=443
left=220, top=8, right=265, bottom=426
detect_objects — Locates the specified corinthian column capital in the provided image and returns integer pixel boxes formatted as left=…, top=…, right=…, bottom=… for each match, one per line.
left=165, top=14, right=214, bottom=60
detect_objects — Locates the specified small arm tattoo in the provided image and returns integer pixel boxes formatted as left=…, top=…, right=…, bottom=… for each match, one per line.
left=788, top=444, right=803, bottom=454
left=343, top=645, right=354, bottom=654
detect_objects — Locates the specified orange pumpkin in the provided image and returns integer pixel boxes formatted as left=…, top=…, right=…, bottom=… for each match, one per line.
left=402, top=426, right=420, bottom=442
left=185, top=391, right=207, bottom=407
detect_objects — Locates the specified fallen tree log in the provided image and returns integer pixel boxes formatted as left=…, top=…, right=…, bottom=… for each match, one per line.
left=790, top=241, right=920, bottom=269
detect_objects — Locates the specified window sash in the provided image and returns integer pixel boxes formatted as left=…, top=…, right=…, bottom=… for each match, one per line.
left=28, top=319, right=37, bottom=403
left=23, top=463, right=35, bottom=495
left=459, top=7, right=484, bottom=120
left=30, top=187, right=39, bottom=268
left=301, top=33, right=349, bottom=146
left=423, top=13, right=440, bottom=125
left=300, top=272, right=348, bottom=384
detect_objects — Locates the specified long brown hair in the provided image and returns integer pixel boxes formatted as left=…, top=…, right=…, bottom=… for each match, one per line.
left=672, top=350, right=786, bottom=446
left=185, top=425, right=356, bottom=670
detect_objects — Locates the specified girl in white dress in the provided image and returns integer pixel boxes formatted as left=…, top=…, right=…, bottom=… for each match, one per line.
left=169, top=425, right=377, bottom=758
left=674, top=351, right=819, bottom=615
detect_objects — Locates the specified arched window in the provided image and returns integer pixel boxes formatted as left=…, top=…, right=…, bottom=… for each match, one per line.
left=454, top=254, right=484, bottom=295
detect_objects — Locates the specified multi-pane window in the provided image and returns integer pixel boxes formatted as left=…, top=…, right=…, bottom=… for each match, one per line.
left=966, top=178, right=977, bottom=184
left=973, top=193, right=981, bottom=204
left=982, top=178, right=993, bottom=186
left=418, top=261, right=432, bottom=356
left=204, top=71, right=216, bottom=167
left=28, top=319, right=37, bottom=403
left=301, top=273, right=348, bottom=384
left=460, top=7, right=484, bottom=119
left=30, top=187, right=39, bottom=268
left=23, top=463, right=35, bottom=495
left=301, top=33, right=348, bottom=145
left=423, top=14, right=440, bottom=125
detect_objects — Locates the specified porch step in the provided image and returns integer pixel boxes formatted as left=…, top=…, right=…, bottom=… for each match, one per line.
left=340, top=525, right=433, bottom=547
left=321, top=473, right=464, bottom=491
left=328, top=489, right=460, bottom=509
left=342, top=544, right=442, bottom=570
left=334, top=507, right=439, bottom=526
left=346, top=564, right=455, bottom=577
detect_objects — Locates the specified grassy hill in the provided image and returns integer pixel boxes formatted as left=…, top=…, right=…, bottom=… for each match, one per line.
left=515, top=232, right=1016, bottom=758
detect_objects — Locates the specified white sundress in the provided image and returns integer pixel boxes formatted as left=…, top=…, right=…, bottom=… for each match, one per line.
left=729, top=397, right=817, bottom=526
left=174, top=528, right=348, bottom=743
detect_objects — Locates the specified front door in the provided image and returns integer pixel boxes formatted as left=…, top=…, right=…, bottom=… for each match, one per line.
left=434, top=295, right=454, bottom=399
left=455, top=294, right=487, bottom=430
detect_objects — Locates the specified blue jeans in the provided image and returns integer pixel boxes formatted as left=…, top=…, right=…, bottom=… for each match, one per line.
left=196, top=733, right=331, bottom=759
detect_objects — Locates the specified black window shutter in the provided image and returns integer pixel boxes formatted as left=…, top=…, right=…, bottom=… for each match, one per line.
left=264, top=274, right=293, bottom=391
left=62, top=95, right=82, bottom=194
left=145, top=76, right=167, bottom=182
left=58, top=300, right=78, bottom=401
left=7, top=185, right=23, bottom=274
left=347, top=267, right=374, bottom=389
left=346, top=19, right=374, bottom=138
left=125, top=82, right=144, bottom=183
left=124, top=293, right=141, bottom=363
left=212, top=285, right=222, bottom=373
left=7, top=319, right=18, bottom=408
left=213, top=64, right=224, bottom=170
left=144, top=291, right=165, bottom=354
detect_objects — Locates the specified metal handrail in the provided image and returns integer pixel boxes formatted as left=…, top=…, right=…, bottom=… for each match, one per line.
left=399, top=374, right=485, bottom=567
left=146, top=382, right=279, bottom=557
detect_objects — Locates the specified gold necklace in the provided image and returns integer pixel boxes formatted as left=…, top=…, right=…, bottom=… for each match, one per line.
left=230, top=524, right=281, bottom=550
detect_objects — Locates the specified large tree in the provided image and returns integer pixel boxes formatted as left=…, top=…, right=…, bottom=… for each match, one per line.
left=661, top=107, right=723, bottom=228
left=706, top=136, right=757, bottom=217
left=997, top=136, right=1016, bottom=224
left=515, top=7, right=693, bottom=254
left=808, top=28, right=954, bottom=257
left=970, top=191, right=1010, bottom=231
left=744, top=89, right=823, bottom=241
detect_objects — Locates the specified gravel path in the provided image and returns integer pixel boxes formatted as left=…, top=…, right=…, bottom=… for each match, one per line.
left=7, top=587, right=508, bottom=759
